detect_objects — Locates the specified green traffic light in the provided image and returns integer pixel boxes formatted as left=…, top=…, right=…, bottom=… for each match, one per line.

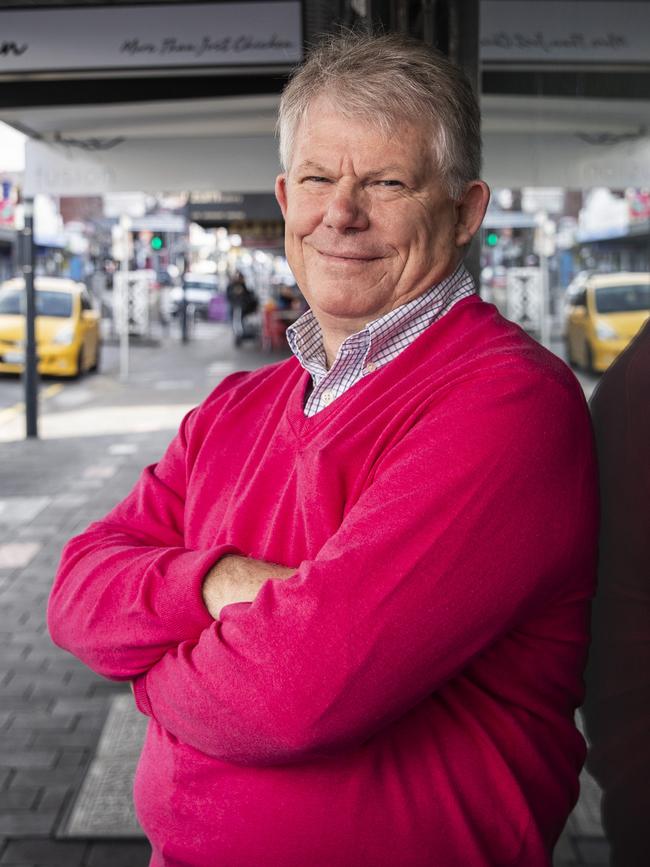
left=151, top=236, right=163, bottom=251
left=486, top=232, right=499, bottom=247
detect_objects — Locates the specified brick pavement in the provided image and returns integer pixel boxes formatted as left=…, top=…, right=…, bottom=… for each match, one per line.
left=0, top=322, right=609, bottom=865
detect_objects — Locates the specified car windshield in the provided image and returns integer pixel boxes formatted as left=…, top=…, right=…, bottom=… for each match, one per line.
left=0, top=289, right=73, bottom=318
left=595, top=283, right=650, bottom=313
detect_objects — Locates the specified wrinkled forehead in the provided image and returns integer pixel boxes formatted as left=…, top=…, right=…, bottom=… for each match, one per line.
left=291, top=94, right=437, bottom=172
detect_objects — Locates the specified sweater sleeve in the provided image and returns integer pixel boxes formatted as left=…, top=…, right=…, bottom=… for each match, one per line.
left=132, top=369, right=599, bottom=764
left=47, top=404, right=239, bottom=680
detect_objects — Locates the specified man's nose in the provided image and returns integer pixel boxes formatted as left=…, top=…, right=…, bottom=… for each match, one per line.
left=324, top=182, right=369, bottom=232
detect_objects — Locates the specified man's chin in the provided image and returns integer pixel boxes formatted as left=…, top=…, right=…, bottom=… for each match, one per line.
left=310, top=294, right=391, bottom=327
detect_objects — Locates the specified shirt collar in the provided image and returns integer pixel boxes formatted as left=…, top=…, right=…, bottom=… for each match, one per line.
left=287, top=263, right=472, bottom=378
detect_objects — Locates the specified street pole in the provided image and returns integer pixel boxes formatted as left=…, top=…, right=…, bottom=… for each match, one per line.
left=539, top=251, right=551, bottom=349
left=180, top=279, right=189, bottom=344
left=180, top=204, right=190, bottom=345
left=119, top=214, right=131, bottom=380
left=22, top=197, right=38, bottom=439
left=534, top=210, right=553, bottom=349
left=179, top=248, right=190, bottom=344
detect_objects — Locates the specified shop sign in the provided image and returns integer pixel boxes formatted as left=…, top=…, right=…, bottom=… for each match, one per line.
left=481, top=1, right=650, bottom=65
left=0, top=2, right=302, bottom=75
left=188, top=192, right=282, bottom=226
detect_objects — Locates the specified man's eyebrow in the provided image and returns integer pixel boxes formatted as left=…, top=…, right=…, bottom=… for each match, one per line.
left=365, top=165, right=412, bottom=179
left=294, top=161, right=330, bottom=174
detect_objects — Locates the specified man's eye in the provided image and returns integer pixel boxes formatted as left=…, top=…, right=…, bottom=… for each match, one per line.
left=303, top=176, right=330, bottom=184
left=374, top=180, right=404, bottom=189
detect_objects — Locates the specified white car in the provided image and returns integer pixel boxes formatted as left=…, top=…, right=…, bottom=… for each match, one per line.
left=170, top=274, right=224, bottom=320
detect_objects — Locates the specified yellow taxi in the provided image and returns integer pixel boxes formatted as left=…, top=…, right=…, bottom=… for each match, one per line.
left=565, top=271, right=650, bottom=372
left=0, top=276, right=101, bottom=377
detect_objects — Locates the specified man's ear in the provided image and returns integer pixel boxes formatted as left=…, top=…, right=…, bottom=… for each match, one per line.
left=454, top=181, right=490, bottom=248
left=275, top=174, right=288, bottom=219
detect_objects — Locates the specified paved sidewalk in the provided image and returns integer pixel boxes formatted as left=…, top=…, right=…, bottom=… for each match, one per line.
left=0, top=323, right=608, bottom=865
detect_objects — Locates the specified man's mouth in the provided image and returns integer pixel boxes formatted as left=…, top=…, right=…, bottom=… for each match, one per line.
left=315, top=249, right=381, bottom=263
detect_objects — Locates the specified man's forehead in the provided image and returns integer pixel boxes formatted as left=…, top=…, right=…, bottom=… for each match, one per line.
left=291, top=101, right=434, bottom=174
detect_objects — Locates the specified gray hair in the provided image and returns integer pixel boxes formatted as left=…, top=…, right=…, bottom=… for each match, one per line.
left=277, top=30, right=481, bottom=200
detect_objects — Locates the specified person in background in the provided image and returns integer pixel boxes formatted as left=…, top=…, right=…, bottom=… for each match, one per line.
left=48, top=31, right=598, bottom=867
left=226, top=270, right=258, bottom=346
left=275, top=281, right=301, bottom=311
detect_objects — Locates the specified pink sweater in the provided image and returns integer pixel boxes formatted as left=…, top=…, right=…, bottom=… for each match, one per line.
left=48, top=297, right=598, bottom=867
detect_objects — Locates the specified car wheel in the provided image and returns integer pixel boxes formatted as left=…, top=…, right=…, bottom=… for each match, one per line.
left=585, top=342, right=595, bottom=374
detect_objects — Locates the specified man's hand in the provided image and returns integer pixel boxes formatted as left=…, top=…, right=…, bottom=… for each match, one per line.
left=202, top=555, right=297, bottom=619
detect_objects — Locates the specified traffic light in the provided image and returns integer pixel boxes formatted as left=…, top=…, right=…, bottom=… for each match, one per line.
left=150, top=234, right=164, bottom=251
left=486, top=231, right=500, bottom=247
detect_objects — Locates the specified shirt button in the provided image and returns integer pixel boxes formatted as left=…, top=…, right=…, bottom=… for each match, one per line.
left=321, top=389, right=335, bottom=406
left=364, top=362, right=377, bottom=373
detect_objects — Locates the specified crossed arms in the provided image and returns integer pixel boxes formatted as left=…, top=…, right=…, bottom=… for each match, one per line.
left=48, top=371, right=595, bottom=766
left=202, top=554, right=296, bottom=618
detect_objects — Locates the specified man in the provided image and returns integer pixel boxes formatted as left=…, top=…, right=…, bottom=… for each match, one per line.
left=48, top=32, right=598, bottom=867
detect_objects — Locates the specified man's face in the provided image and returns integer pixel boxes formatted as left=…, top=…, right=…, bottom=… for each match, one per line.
left=275, top=97, right=488, bottom=332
